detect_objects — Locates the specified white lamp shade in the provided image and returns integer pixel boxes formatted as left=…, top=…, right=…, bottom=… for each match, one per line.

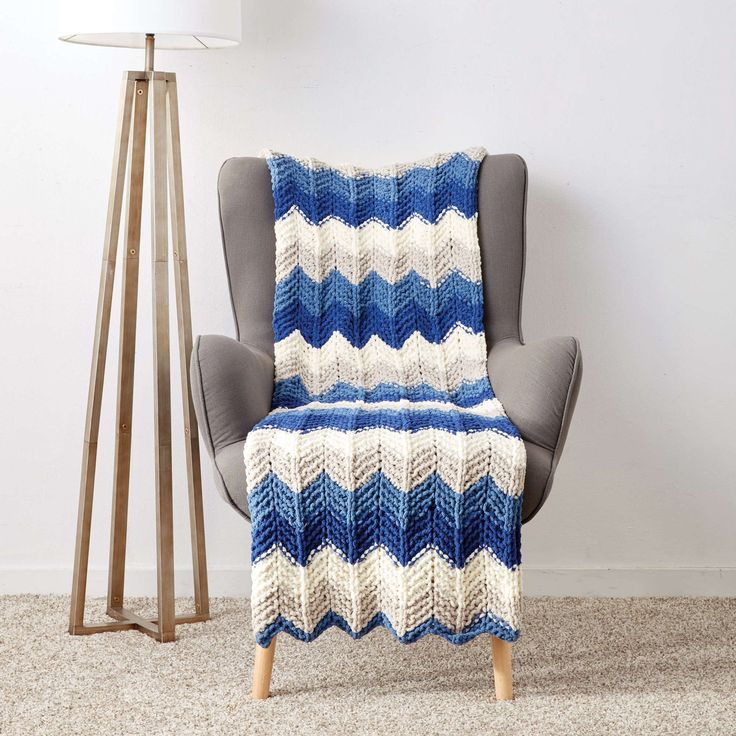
left=59, top=0, right=241, bottom=49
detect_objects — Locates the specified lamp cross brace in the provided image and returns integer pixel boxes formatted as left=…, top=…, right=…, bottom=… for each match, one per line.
left=68, top=68, right=209, bottom=643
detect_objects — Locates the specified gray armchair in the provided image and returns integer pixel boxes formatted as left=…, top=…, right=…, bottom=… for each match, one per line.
left=191, top=154, right=582, bottom=524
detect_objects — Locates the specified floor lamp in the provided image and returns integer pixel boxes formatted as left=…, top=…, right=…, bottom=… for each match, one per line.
left=60, top=1, right=242, bottom=643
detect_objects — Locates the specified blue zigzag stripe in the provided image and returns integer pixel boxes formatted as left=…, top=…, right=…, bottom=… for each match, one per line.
left=250, top=471, right=522, bottom=568
left=275, top=267, right=482, bottom=318
left=273, top=268, right=483, bottom=347
left=273, top=302, right=483, bottom=347
left=255, top=609, right=519, bottom=648
left=257, top=407, right=520, bottom=437
left=268, top=153, right=481, bottom=227
left=272, top=376, right=495, bottom=409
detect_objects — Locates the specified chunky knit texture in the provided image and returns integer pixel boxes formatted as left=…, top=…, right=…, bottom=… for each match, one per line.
left=244, top=148, right=526, bottom=647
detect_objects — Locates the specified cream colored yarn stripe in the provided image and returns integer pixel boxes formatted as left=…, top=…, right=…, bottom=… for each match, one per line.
left=251, top=546, right=521, bottom=639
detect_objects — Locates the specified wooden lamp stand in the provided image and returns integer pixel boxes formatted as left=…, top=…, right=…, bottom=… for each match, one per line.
left=69, top=35, right=209, bottom=643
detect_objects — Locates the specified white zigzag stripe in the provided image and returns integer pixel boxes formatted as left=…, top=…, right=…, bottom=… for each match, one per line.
left=274, top=327, right=489, bottom=395
left=274, top=209, right=482, bottom=286
left=244, top=426, right=526, bottom=496
left=277, top=205, right=476, bottom=232
left=269, top=398, right=503, bottom=415
left=263, top=147, right=487, bottom=178
left=251, top=545, right=520, bottom=638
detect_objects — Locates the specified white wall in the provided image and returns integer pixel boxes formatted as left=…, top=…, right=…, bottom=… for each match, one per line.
left=1, top=0, right=734, bottom=598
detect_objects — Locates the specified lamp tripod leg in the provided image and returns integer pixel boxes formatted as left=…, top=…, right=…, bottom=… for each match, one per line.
left=69, top=76, right=136, bottom=635
left=150, top=75, right=176, bottom=643
left=165, top=77, right=210, bottom=619
left=107, top=77, right=149, bottom=615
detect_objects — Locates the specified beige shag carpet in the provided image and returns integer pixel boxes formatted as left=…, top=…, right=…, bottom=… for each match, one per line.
left=1, top=596, right=734, bottom=736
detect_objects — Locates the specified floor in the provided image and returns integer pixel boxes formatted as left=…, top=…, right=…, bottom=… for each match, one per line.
left=1, top=596, right=734, bottom=735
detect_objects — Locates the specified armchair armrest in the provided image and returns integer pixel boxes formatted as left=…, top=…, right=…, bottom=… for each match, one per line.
left=190, top=335, right=274, bottom=459
left=487, top=336, right=582, bottom=455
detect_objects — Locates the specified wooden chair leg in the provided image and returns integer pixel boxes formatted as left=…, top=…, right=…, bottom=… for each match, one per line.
left=252, top=639, right=277, bottom=700
left=491, top=636, right=513, bottom=701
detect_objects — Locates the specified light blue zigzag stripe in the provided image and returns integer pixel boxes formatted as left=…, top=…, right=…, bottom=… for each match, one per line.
left=271, top=376, right=495, bottom=408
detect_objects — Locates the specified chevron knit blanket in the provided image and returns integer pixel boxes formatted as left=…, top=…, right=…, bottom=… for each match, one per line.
left=244, top=148, right=526, bottom=647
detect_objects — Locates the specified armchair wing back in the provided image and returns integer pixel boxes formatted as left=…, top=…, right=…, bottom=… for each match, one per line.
left=191, top=154, right=582, bottom=523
